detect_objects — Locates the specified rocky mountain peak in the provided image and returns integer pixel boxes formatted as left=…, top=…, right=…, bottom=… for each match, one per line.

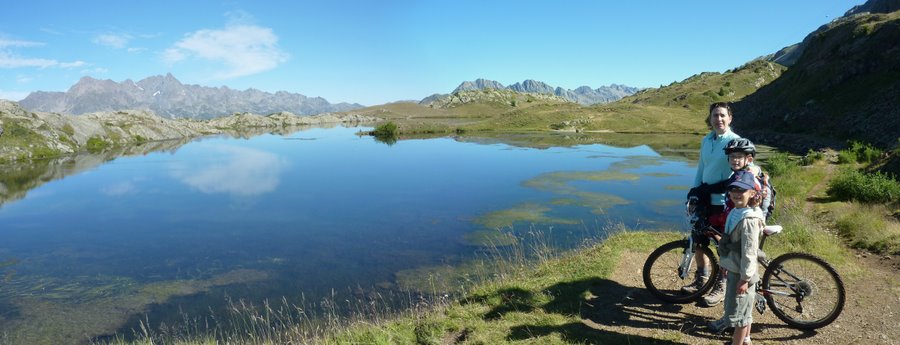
left=437, top=78, right=640, bottom=106
left=453, top=79, right=506, bottom=93
left=20, top=74, right=363, bottom=119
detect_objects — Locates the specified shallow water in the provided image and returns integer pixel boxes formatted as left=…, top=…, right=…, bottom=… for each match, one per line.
left=0, top=126, right=699, bottom=342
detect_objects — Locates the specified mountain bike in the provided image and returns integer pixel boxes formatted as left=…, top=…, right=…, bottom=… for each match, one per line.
left=641, top=203, right=846, bottom=330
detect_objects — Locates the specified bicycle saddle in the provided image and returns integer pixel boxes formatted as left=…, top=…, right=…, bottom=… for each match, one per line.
left=763, top=225, right=783, bottom=236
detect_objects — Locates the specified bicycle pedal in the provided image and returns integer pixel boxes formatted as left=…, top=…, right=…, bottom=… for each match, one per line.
left=755, top=295, right=767, bottom=313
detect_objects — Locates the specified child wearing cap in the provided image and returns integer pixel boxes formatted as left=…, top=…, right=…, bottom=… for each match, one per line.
left=708, top=170, right=766, bottom=345
left=699, top=138, right=774, bottom=307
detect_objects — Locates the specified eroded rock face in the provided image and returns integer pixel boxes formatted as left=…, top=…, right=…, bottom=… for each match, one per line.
left=0, top=100, right=381, bottom=163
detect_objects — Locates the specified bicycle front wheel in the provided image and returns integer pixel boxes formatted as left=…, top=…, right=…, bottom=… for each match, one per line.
left=642, top=239, right=718, bottom=303
left=762, top=252, right=846, bottom=330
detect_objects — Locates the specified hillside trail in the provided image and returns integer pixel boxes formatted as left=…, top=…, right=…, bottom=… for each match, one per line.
left=583, top=162, right=900, bottom=345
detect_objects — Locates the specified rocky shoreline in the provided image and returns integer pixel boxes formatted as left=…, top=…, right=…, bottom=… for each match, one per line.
left=0, top=100, right=381, bottom=163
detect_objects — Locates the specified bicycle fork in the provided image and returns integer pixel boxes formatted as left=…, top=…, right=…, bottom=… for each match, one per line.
left=678, top=236, right=696, bottom=280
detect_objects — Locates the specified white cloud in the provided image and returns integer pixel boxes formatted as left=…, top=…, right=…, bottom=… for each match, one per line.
left=93, top=33, right=133, bottom=49
left=59, top=60, right=87, bottom=68
left=127, top=47, right=147, bottom=53
left=0, top=52, right=58, bottom=68
left=0, top=39, right=44, bottom=48
left=0, top=38, right=87, bottom=69
left=164, top=24, right=288, bottom=79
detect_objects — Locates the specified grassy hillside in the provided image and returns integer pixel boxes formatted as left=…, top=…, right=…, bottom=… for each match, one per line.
left=735, top=11, right=900, bottom=149
left=622, top=60, right=786, bottom=112
left=345, top=61, right=786, bottom=137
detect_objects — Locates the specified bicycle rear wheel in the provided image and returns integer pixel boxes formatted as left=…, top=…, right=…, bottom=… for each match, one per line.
left=762, top=252, right=846, bottom=330
left=642, top=239, right=719, bottom=303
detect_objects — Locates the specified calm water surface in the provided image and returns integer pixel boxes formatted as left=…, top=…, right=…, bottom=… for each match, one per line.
left=0, top=126, right=697, bottom=341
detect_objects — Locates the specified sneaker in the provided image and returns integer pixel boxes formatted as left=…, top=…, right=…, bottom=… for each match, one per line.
left=725, top=336, right=752, bottom=345
left=700, top=277, right=726, bottom=307
left=680, top=273, right=709, bottom=294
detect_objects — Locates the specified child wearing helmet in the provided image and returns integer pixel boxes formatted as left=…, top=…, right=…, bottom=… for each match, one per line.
left=707, top=170, right=766, bottom=345
left=699, top=137, right=773, bottom=307
left=722, top=138, right=774, bottom=220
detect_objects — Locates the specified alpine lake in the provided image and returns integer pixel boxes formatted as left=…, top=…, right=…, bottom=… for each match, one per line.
left=0, top=125, right=702, bottom=343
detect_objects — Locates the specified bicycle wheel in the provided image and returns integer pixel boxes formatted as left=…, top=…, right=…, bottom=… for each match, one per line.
left=642, top=239, right=719, bottom=303
left=762, top=252, right=846, bottom=330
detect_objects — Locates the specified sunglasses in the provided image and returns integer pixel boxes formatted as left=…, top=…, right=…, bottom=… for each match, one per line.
left=729, top=187, right=748, bottom=193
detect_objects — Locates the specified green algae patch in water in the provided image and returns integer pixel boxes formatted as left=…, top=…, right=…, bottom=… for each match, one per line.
left=464, top=229, right=519, bottom=247
left=643, top=172, right=680, bottom=178
left=550, top=198, right=577, bottom=205
left=475, top=203, right=578, bottom=229
left=394, top=260, right=492, bottom=295
left=523, top=171, right=640, bottom=192
left=569, top=191, right=630, bottom=215
left=652, top=199, right=684, bottom=208
left=0, top=269, right=268, bottom=345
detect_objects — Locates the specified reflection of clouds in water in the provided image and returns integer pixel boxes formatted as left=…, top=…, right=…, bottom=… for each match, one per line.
left=171, top=145, right=288, bottom=196
left=102, top=181, right=137, bottom=196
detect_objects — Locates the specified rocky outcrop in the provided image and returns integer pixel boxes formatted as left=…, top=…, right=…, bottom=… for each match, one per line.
left=0, top=100, right=380, bottom=163
left=422, top=89, right=571, bottom=109
left=431, top=78, right=640, bottom=106
left=19, top=74, right=365, bottom=119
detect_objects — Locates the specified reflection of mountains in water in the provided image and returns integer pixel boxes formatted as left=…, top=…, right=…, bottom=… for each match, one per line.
left=0, top=139, right=194, bottom=207
left=0, top=123, right=374, bottom=207
left=452, top=132, right=701, bottom=160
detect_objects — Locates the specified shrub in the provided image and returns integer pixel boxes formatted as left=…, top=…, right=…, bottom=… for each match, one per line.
left=827, top=168, right=900, bottom=204
left=372, top=122, right=398, bottom=138
left=842, top=141, right=883, bottom=164
left=802, top=149, right=824, bottom=165
left=31, top=146, right=59, bottom=159
left=86, top=136, right=110, bottom=153
left=3, top=121, right=33, bottom=137
left=859, top=145, right=882, bottom=163
left=763, top=152, right=798, bottom=177
left=61, top=124, right=75, bottom=136
left=837, top=150, right=857, bottom=164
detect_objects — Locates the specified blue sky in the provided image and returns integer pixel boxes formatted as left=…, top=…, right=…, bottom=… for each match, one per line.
left=1, top=1, right=863, bottom=106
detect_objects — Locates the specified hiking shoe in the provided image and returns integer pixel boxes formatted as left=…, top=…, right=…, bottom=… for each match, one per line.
left=680, top=273, right=708, bottom=294
left=700, top=277, right=726, bottom=307
left=707, top=319, right=727, bottom=334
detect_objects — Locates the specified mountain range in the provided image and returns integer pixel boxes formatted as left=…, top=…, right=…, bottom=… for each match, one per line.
left=19, top=74, right=365, bottom=119
left=420, top=79, right=640, bottom=106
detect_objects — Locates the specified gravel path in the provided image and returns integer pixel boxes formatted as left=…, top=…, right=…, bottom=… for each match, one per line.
left=576, top=244, right=899, bottom=345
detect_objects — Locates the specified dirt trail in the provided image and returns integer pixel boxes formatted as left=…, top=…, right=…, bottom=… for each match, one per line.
left=582, top=163, right=900, bottom=344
